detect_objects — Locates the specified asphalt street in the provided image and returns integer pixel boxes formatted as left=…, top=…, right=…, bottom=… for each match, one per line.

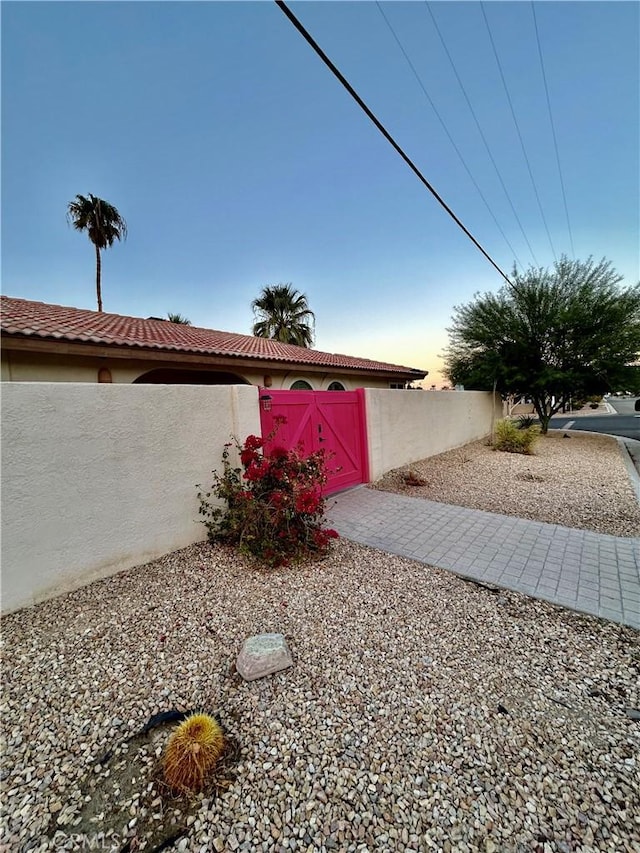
left=550, top=397, right=640, bottom=441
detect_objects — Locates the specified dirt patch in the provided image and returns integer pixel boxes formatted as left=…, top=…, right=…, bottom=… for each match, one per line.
left=47, top=713, right=238, bottom=852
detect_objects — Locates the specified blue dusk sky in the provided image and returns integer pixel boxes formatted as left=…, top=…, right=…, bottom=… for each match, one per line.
left=2, top=1, right=638, bottom=385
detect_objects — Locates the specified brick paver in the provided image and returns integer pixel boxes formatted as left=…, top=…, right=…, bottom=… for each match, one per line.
left=326, top=488, right=640, bottom=629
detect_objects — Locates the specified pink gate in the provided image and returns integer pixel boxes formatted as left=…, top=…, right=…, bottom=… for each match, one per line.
left=259, top=389, right=369, bottom=495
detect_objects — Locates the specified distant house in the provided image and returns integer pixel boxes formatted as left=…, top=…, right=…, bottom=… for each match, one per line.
left=0, top=296, right=427, bottom=390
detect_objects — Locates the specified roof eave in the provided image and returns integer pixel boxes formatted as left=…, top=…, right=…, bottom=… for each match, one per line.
left=1, top=333, right=427, bottom=380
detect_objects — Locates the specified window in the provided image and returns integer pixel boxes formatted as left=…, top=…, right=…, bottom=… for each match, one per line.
left=389, top=382, right=406, bottom=389
left=290, top=379, right=313, bottom=390
left=327, top=381, right=345, bottom=391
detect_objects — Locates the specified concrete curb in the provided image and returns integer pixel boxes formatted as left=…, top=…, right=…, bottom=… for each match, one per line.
left=616, top=437, right=640, bottom=505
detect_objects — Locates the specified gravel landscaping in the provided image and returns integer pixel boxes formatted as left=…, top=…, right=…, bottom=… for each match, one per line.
left=2, top=430, right=639, bottom=853
left=372, top=431, right=640, bottom=538
left=2, top=535, right=639, bottom=853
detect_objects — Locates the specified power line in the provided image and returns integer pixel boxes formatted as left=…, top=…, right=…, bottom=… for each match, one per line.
left=375, top=1, right=525, bottom=270
left=275, top=0, right=514, bottom=286
left=531, top=1, right=575, bottom=259
left=424, top=1, right=540, bottom=267
left=480, top=1, right=558, bottom=263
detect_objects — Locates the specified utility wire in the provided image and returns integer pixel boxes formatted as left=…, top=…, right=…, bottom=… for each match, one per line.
left=531, top=1, right=575, bottom=259
left=375, top=1, right=525, bottom=270
left=275, top=0, right=514, bottom=286
left=480, top=1, right=558, bottom=263
left=424, top=1, right=539, bottom=267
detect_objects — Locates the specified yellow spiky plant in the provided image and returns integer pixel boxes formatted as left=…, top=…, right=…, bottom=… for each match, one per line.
left=162, top=713, right=225, bottom=794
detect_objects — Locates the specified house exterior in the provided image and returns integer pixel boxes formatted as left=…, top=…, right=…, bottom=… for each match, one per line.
left=0, top=296, right=427, bottom=390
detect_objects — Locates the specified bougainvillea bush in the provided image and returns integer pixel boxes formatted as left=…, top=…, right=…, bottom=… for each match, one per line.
left=197, top=429, right=338, bottom=567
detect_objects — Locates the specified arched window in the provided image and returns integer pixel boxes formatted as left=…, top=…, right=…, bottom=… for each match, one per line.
left=327, top=381, right=345, bottom=391
left=290, top=379, right=313, bottom=390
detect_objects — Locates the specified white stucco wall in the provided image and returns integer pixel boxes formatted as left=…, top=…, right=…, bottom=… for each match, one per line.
left=1, top=383, right=261, bottom=614
left=364, top=389, right=502, bottom=481
left=2, top=383, right=499, bottom=614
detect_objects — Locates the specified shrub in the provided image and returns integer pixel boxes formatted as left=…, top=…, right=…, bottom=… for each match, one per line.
left=163, top=713, right=224, bottom=794
left=589, top=402, right=599, bottom=409
left=516, top=414, right=537, bottom=430
left=197, top=429, right=338, bottom=567
left=493, top=419, right=539, bottom=455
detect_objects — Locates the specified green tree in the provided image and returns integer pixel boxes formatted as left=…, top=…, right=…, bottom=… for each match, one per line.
left=167, top=312, right=192, bottom=325
left=67, top=194, right=127, bottom=312
left=444, top=256, right=640, bottom=433
left=251, top=283, right=315, bottom=348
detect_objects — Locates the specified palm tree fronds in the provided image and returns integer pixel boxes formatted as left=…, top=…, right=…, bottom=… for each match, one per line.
left=251, top=283, right=315, bottom=348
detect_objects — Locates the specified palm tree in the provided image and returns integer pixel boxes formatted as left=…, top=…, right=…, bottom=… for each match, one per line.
left=67, top=194, right=127, bottom=312
left=167, top=312, right=192, bottom=325
left=251, top=283, right=315, bottom=348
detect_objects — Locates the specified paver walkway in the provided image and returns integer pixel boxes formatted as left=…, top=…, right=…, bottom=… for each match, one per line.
left=326, top=488, right=640, bottom=630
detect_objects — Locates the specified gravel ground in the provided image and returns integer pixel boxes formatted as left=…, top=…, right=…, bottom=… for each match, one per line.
left=372, top=431, right=640, bottom=538
left=1, top=538, right=639, bottom=853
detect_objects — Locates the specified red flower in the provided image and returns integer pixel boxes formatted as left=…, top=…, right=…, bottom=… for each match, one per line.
left=240, top=448, right=259, bottom=467
left=295, top=488, right=320, bottom=514
left=312, top=527, right=339, bottom=549
left=244, top=458, right=269, bottom=481
left=244, top=435, right=264, bottom=451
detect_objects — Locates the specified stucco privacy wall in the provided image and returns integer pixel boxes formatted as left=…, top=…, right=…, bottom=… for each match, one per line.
left=1, top=383, right=261, bottom=614
left=365, top=389, right=501, bottom=481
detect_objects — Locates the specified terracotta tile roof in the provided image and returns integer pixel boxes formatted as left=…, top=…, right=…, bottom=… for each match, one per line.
left=0, top=296, right=426, bottom=378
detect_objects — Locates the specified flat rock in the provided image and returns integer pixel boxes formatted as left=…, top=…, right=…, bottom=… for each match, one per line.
left=236, top=633, right=293, bottom=681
